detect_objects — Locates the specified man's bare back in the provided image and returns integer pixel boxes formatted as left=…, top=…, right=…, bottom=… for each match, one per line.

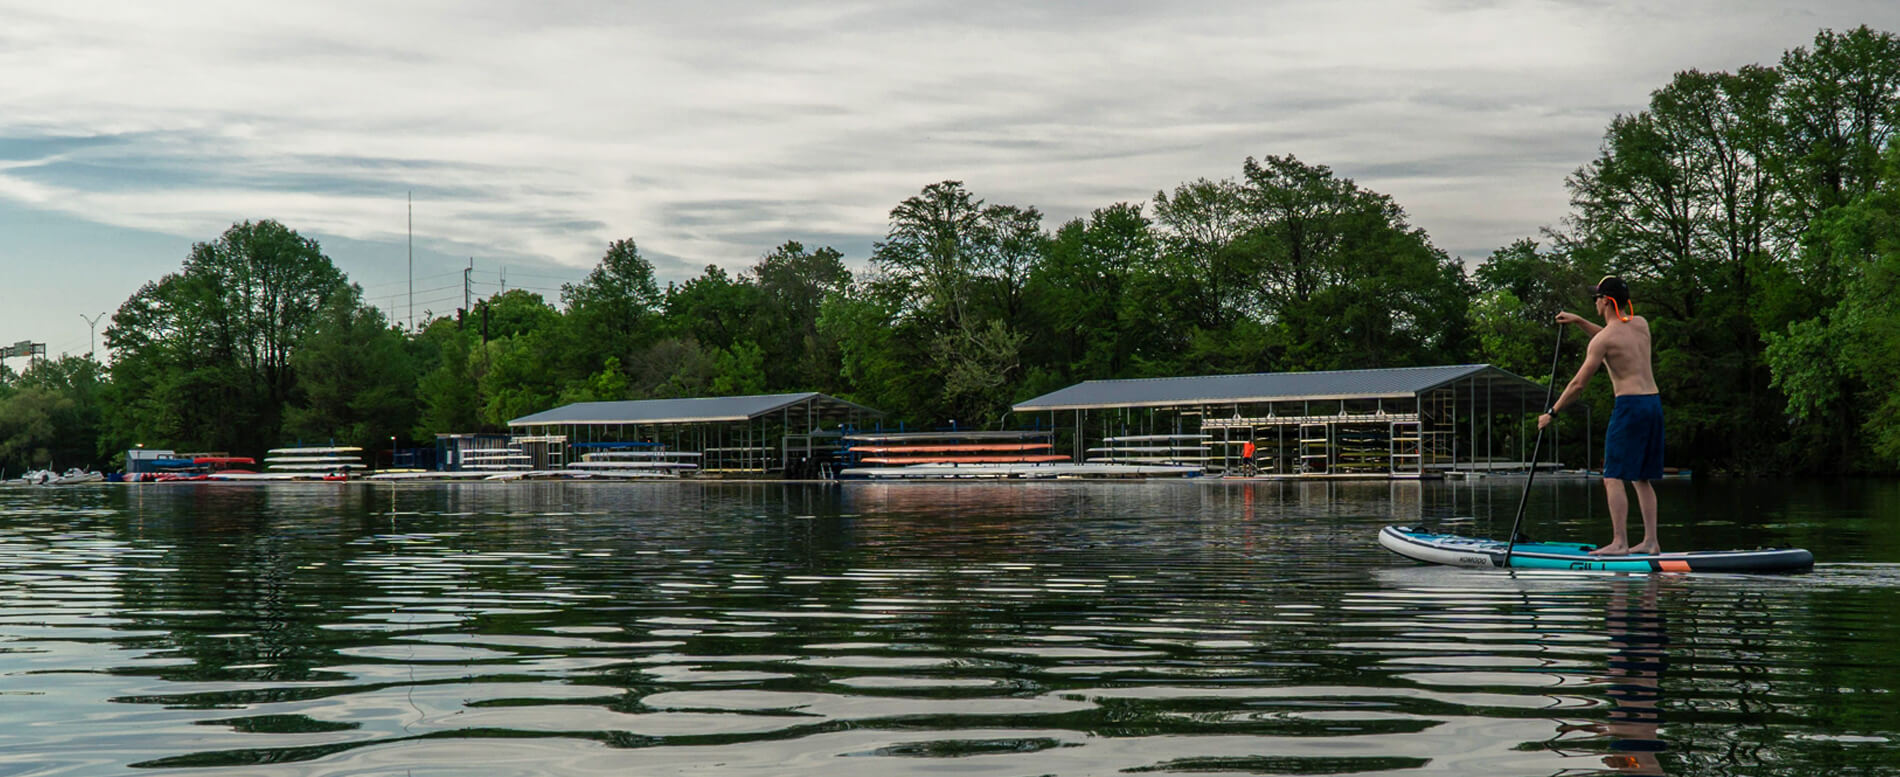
left=1557, top=312, right=1659, bottom=397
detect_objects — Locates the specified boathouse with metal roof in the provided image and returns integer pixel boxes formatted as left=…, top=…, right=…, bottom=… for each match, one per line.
left=1012, top=364, right=1581, bottom=477
left=507, top=392, right=883, bottom=476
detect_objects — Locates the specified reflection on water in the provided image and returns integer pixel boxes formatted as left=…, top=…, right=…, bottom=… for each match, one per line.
left=1541, top=577, right=1671, bottom=775
left=0, top=479, right=1896, bottom=776
left=1601, top=578, right=1668, bottom=774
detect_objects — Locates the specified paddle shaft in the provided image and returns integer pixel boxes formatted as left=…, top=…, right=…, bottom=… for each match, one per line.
left=1504, top=324, right=1566, bottom=566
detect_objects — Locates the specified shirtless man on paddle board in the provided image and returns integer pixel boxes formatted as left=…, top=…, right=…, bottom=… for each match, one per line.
left=1537, top=276, right=1664, bottom=556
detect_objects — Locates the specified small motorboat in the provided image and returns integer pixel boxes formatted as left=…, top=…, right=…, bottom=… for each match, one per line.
left=51, top=468, right=105, bottom=485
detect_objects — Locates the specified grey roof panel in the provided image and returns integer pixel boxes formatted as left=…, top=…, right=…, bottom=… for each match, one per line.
left=509, top=392, right=880, bottom=427
left=1012, top=364, right=1536, bottom=411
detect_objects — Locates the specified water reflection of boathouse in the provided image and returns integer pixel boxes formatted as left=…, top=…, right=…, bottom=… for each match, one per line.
left=1011, top=364, right=1571, bottom=478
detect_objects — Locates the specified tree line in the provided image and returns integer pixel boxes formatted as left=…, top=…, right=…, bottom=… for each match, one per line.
left=3, top=26, right=1896, bottom=476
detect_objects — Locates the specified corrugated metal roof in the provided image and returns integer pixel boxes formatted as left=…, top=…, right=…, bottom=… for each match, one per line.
left=1012, top=364, right=1540, bottom=412
left=508, top=392, right=880, bottom=427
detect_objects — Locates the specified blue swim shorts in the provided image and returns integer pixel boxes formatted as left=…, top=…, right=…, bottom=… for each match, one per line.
left=1602, top=393, right=1664, bottom=481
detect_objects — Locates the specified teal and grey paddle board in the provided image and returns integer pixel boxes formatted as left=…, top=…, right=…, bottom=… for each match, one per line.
left=1379, top=526, right=1813, bottom=574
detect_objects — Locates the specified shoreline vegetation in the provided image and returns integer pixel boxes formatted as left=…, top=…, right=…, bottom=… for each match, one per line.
left=3, top=27, right=1898, bottom=477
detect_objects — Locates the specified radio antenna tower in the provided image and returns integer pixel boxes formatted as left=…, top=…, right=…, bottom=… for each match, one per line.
left=407, top=190, right=415, bottom=331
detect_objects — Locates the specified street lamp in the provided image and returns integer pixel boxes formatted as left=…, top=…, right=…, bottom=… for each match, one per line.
left=80, top=312, right=106, bottom=359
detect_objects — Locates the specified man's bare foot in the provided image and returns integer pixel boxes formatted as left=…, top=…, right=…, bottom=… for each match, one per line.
left=1589, top=542, right=1630, bottom=556
left=1629, top=542, right=1661, bottom=556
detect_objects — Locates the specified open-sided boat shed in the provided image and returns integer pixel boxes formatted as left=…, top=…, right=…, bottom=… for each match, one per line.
left=1011, top=364, right=1581, bottom=477
left=507, top=392, right=882, bottom=476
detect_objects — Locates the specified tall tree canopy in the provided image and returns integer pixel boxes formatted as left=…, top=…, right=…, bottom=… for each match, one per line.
left=0, top=356, right=105, bottom=472
left=285, top=297, right=416, bottom=451
left=103, top=220, right=349, bottom=455
left=752, top=241, right=852, bottom=391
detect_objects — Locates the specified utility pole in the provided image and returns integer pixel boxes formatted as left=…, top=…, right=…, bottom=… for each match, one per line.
left=463, top=258, right=473, bottom=315
left=80, top=312, right=106, bottom=358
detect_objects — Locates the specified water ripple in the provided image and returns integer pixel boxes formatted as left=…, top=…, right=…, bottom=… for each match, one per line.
left=0, top=480, right=1896, bottom=775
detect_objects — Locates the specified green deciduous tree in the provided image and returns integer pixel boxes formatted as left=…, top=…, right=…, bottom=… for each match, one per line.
left=817, top=286, right=923, bottom=419
left=0, top=388, right=71, bottom=471
left=1023, top=203, right=1159, bottom=392
left=1187, top=155, right=1474, bottom=372
left=1766, top=145, right=1900, bottom=470
left=869, top=181, right=1046, bottom=424
left=285, top=296, right=416, bottom=451
left=104, top=220, right=349, bottom=455
left=412, top=318, right=483, bottom=439
left=0, top=356, right=106, bottom=472
left=1152, top=178, right=1249, bottom=331
left=1471, top=239, right=1600, bottom=380
left=709, top=342, right=767, bottom=397
left=1776, top=27, right=1900, bottom=241
left=1552, top=25, right=1900, bottom=472
left=562, top=238, right=662, bottom=373
left=662, top=265, right=761, bottom=352
left=481, top=289, right=562, bottom=340
left=559, top=356, right=631, bottom=404
left=873, top=181, right=989, bottom=328
left=752, top=241, right=852, bottom=391
left=1562, top=65, right=1801, bottom=471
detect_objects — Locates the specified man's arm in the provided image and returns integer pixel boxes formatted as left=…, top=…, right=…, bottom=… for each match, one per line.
left=1537, top=336, right=1606, bottom=429
left=1556, top=311, right=1602, bottom=336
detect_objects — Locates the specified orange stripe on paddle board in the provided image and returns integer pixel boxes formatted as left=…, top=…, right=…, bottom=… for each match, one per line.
left=1659, top=560, right=1690, bottom=572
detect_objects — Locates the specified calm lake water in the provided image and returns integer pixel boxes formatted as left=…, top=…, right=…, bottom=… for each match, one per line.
left=2, top=478, right=1897, bottom=776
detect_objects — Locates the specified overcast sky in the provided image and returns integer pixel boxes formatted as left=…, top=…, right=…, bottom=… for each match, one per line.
left=3, top=1, right=1898, bottom=360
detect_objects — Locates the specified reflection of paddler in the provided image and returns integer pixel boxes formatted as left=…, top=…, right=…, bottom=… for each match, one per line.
left=1551, top=576, right=1669, bottom=773
left=1602, top=576, right=1667, bottom=771
left=1553, top=576, right=1668, bottom=773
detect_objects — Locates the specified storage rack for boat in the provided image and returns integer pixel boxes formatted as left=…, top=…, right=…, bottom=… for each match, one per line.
left=836, top=430, right=1065, bottom=478
left=1085, top=434, right=1211, bottom=467
left=1297, top=423, right=1330, bottom=474
left=1389, top=420, right=1423, bottom=475
left=263, top=447, right=366, bottom=477
left=461, top=447, right=532, bottom=472
left=510, top=435, right=568, bottom=470
left=1203, top=411, right=1426, bottom=477
left=564, top=443, right=701, bottom=478
left=700, top=446, right=775, bottom=473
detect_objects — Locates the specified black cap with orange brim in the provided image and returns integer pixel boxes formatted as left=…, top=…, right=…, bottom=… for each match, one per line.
left=1592, top=276, right=1633, bottom=320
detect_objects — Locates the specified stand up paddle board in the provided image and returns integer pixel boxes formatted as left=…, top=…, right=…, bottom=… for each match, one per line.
left=1379, top=526, right=1813, bottom=574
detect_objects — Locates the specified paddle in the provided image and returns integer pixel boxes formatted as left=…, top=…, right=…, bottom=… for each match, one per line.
left=1504, top=323, right=1565, bottom=567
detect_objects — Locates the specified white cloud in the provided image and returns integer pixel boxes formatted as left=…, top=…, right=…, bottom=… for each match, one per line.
left=2, top=0, right=1898, bottom=287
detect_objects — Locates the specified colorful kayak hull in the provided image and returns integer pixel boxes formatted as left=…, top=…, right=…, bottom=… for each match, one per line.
left=857, top=454, right=1070, bottom=465
left=850, top=443, right=1053, bottom=454
left=1378, top=526, right=1813, bottom=574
